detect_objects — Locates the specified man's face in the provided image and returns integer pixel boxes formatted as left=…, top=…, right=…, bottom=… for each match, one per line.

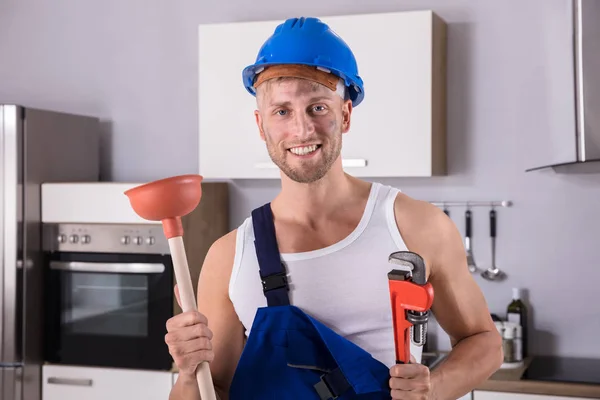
left=254, top=78, right=352, bottom=183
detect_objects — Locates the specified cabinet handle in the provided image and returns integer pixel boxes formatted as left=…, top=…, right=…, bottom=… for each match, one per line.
left=254, top=159, right=367, bottom=169
left=342, top=159, right=367, bottom=167
left=47, top=377, right=93, bottom=387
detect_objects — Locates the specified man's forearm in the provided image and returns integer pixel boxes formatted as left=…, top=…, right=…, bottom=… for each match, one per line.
left=169, top=373, right=201, bottom=400
left=169, top=373, right=226, bottom=400
left=430, top=331, right=503, bottom=400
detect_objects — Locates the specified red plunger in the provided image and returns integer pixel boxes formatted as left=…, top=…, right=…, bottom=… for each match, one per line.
left=124, top=174, right=217, bottom=400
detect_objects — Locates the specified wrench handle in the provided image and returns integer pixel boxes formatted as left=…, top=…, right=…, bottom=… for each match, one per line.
left=390, top=298, right=412, bottom=364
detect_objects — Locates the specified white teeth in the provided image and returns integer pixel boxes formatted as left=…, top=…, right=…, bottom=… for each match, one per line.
left=289, top=145, right=318, bottom=156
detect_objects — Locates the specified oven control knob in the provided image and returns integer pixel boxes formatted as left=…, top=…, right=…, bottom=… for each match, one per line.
left=81, top=235, right=91, bottom=244
left=57, top=234, right=67, bottom=243
left=69, top=234, right=79, bottom=244
left=146, top=236, right=155, bottom=245
left=133, top=236, right=143, bottom=245
left=120, top=235, right=130, bottom=245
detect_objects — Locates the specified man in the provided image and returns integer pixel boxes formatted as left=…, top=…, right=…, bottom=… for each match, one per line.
left=167, top=16, right=503, bottom=400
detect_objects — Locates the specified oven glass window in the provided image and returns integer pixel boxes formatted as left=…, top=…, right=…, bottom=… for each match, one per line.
left=61, top=272, right=149, bottom=337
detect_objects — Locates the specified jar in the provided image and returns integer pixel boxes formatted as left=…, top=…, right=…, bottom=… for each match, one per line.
left=513, top=323, right=523, bottom=361
left=502, top=322, right=518, bottom=363
left=502, top=321, right=523, bottom=363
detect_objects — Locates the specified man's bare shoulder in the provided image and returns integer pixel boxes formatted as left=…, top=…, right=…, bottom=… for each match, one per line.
left=200, top=229, right=239, bottom=281
left=209, top=229, right=239, bottom=256
left=392, top=192, right=459, bottom=276
left=393, top=192, right=454, bottom=240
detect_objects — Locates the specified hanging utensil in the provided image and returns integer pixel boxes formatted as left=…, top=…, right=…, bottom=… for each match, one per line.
left=481, top=208, right=506, bottom=281
left=465, top=208, right=477, bottom=273
left=443, top=203, right=450, bottom=216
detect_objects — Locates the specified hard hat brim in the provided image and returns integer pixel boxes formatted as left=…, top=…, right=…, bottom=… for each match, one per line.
left=243, top=61, right=364, bottom=107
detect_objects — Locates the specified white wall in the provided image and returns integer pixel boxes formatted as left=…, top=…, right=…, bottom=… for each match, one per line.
left=1, top=0, right=599, bottom=358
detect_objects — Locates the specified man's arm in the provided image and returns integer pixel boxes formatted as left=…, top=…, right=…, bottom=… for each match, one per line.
left=169, top=230, right=246, bottom=400
left=394, top=195, right=503, bottom=400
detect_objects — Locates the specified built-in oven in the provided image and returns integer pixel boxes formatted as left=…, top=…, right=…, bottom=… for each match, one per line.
left=42, top=222, right=175, bottom=371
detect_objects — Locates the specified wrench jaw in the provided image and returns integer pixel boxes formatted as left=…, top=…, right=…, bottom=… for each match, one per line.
left=388, top=251, right=427, bottom=284
left=387, top=251, right=435, bottom=364
left=387, top=268, right=412, bottom=282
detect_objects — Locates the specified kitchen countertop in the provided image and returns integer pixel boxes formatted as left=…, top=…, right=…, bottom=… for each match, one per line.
left=474, top=357, right=600, bottom=398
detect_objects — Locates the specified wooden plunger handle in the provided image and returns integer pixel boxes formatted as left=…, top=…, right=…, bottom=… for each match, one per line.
left=168, top=235, right=217, bottom=400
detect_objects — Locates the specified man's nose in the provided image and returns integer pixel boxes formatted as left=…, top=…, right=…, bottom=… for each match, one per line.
left=293, top=112, right=315, bottom=138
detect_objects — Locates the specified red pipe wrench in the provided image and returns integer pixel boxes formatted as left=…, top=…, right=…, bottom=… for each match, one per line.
left=388, top=251, right=435, bottom=364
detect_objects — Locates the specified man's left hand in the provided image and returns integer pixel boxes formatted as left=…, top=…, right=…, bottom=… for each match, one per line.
left=389, top=355, right=432, bottom=400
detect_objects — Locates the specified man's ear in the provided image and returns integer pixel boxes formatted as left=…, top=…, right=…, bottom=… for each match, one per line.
left=255, top=110, right=266, bottom=141
left=341, top=99, right=352, bottom=134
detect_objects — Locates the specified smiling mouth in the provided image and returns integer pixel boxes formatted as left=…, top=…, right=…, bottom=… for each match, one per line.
left=288, top=144, right=321, bottom=156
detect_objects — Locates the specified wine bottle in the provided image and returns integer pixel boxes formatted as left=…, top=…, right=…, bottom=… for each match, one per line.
left=506, top=288, right=528, bottom=358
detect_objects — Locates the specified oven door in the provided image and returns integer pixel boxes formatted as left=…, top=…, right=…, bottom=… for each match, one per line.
left=44, top=252, right=174, bottom=371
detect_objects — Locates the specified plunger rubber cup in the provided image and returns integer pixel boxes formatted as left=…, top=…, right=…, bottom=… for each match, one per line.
left=124, top=174, right=217, bottom=400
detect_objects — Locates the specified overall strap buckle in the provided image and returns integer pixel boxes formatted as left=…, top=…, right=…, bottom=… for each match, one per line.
left=261, top=269, right=288, bottom=292
left=313, top=368, right=352, bottom=400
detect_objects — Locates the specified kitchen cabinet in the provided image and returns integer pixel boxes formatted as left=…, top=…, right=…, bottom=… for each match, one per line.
left=524, top=0, right=600, bottom=174
left=198, top=10, right=447, bottom=179
left=473, top=390, right=590, bottom=400
left=42, top=365, right=172, bottom=400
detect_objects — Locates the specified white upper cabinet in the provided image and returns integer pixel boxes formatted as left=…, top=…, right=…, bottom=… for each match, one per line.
left=198, top=11, right=447, bottom=179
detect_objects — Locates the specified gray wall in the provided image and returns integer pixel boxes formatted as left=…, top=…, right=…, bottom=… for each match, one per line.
left=2, top=0, right=599, bottom=358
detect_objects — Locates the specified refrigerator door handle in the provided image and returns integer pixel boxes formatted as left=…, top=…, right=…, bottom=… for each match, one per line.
left=1, top=104, right=21, bottom=365
left=47, top=377, right=93, bottom=387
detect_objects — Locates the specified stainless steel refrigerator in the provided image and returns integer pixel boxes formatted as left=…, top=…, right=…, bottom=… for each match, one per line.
left=1, top=105, right=101, bottom=400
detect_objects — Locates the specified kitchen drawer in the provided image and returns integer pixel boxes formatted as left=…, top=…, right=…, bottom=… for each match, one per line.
left=42, top=364, right=172, bottom=400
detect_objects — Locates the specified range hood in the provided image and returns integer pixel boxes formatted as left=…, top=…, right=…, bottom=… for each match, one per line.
left=526, top=0, right=600, bottom=173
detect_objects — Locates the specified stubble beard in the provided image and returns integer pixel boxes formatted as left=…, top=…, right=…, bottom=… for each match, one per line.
left=263, top=127, right=342, bottom=184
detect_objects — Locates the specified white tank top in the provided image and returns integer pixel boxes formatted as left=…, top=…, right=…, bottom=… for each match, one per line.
left=228, top=182, right=423, bottom=368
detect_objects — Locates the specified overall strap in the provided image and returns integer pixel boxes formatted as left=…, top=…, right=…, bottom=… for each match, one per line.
left=251, top=203, right=290, bottom=307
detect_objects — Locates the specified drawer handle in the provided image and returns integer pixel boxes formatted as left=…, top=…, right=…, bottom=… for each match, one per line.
left=47, top=377, right=93, bottom=387
left=254, top=158, right=367, bottom=169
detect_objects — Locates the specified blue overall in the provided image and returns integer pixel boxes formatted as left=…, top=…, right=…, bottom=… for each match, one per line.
left=228, top=204, right=393, bottom=399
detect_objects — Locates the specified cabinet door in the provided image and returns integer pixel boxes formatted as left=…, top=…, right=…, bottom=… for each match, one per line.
left=198, top=11, right=447, bottom=179
left=473, top=390, right=591, bottom=400
left=42, top=365, right=173, bottom=400
left=198, top=18, right=280, bottom=179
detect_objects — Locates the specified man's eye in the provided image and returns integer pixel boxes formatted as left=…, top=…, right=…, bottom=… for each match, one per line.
left=313, top=105, right=326, bottom=112
left=276, top=110, right=288, bottom=116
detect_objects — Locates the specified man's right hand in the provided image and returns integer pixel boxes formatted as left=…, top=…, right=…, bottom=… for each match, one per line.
left=165, top=284, right=215, bottom=378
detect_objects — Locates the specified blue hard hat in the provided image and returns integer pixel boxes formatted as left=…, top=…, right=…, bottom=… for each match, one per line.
left=242, top=17, right=365, bottom=107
